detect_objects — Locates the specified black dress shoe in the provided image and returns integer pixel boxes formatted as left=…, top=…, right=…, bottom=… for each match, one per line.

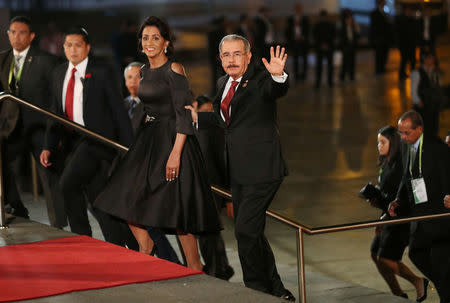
left=216, top=265, right=234, bottom=281
left=280, top=289, right=296, bottom=302
left=9, top=207, right=29, bottom=219
left=416, top=278, right=429, bottom=302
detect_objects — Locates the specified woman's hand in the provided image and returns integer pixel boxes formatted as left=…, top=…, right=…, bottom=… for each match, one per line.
left=185, top=104, right=198, bottom=124
left=444, top=195, right=450, bottom=209
left=166, top=151, right=180, bottom=181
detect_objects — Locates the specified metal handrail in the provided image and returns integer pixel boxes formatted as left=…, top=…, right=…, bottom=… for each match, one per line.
left=1, top=92, right=450, bottom=303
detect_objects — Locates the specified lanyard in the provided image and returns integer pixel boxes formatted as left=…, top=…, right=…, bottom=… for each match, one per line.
left=409, top=134, right=423, bottom=177
left=8, top=56, right=24, bottom=86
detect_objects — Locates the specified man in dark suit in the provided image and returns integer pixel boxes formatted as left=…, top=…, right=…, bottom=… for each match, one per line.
left=40, top=27, right=134, bottom=246
left=395, top=6, right=418, bottom=80
left=370, top=0, right=393, bottom=74
left=313, top=9, right=336, bottom=88
left=389, top=110, right=450, bottom=303
left=418, top=7, right=444, bottom=61
left=0, top=16, right=65, bottom=226
left=254, top=6, right=275, bottom=62
left=285, top=3, right=310, bottom=82
left=187, top=35, right=293, bottom=301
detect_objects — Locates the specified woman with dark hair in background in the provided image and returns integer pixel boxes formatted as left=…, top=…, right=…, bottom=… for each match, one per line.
left=95, top=16, right=222, bottom=270
left=369, top=126, right=426, bottom=300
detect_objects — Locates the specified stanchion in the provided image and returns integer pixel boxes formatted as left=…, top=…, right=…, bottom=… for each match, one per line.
left=297, top=227, right=306, bottom=303
left=31, top=154, right=39, bottom=200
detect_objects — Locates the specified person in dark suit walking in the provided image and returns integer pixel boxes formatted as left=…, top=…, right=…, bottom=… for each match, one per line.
left=254, top=6, right=276, bottom=62
left=0, top=16, right=64, bottom=226
left=187, top=35, right=294, bottom=301
left=338, top=9, right=360, bottom=81
left=39, top=27, right=134, bottom=246
left=285, top=3, right=310, bottom=82
left=389, top=110, right=450, bottom=303
left=370, top=0, right=393, bottom=75
left=313, top=10, right=336, bottom=88
left=395, top=5, right=418, bottom=80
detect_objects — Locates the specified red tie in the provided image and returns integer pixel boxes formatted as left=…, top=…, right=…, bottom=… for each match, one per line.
left=220, top=80, right=239, bottom=125
left=65, top=67, right=77, bottom=120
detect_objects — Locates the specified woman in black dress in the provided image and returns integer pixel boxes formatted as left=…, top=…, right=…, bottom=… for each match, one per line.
left=95, top=16, right=221, bottom=270
left=369, top=126, right=426, bottom=300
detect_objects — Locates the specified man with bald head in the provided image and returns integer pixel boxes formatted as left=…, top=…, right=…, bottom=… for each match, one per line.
left=389, top=110, right=450, bottom=302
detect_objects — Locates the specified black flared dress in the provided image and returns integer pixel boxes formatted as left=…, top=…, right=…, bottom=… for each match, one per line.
left=94, top=60, right=222, bottom=234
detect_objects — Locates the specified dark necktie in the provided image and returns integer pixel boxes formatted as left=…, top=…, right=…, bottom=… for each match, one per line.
left=128, top=98, right=137, bottom=118
left=65, top=67, right=77, bottom=120
left=220, top=80, right=239, bottom=125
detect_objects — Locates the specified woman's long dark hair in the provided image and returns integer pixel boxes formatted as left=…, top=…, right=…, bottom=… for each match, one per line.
left=377, top=125, right=401, bottom=167
left=137, top=16, right=174, bottom=58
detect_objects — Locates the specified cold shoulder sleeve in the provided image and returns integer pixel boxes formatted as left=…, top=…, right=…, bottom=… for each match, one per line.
left=167, top=67, right=194, bottom=135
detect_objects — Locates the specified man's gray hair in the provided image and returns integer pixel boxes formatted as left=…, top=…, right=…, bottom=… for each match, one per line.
left=123, top=61, right=144, bottom=79
left=218, top=34, right=251, bottom=54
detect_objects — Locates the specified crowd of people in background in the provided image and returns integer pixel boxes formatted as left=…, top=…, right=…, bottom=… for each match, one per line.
left=1, top=1, right=450, bottom=302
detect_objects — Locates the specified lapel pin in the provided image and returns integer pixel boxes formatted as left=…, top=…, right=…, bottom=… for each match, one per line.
left=242, top=80, right=248, bottom=88
left=27, top=56, right=32, bottom=63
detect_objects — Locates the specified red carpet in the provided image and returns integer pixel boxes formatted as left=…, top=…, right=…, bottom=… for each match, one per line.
left=0, top=235, right=202, bottom=302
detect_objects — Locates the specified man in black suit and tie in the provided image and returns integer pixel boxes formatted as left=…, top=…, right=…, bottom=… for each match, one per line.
left=389, top=110, right=450, bottom=303
left=313, top=9, right=336, bottom=88
left=285, top=3, right=310, bottom=82
left=123, top=61, right=144, bottom=134
left=187, top=35, right=294, bottom=301
left=40, top=27, right=134, bottom=245
left=0, top=16, right=64, bottom=225
left=370, top=0, right=393, bottom=74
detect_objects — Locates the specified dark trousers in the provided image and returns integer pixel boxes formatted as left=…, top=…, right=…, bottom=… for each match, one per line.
left=399, top=45, right=416, bottom=78
left=231, top=180, right=286, bottom=296
left=374, top=43, right=389, bottom=74
left=290, top=41, right=309, bottom=80
left=340, top=46, right=356, bottom=81
left=60, top=139, right=128, bottom=246
left=315, top=49, right=334, bottom=87
left=409, top=221, right=450, bottom=302
left=3, top=127, right=65, bottom=226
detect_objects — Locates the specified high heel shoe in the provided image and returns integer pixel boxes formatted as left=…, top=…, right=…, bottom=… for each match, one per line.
left=150, top=245, right=157, bottom=256
left=416, top=278, right=429, bottom=302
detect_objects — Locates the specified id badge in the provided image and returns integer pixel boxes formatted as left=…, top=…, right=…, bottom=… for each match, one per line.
left=411, top=178, right=428, bottom=204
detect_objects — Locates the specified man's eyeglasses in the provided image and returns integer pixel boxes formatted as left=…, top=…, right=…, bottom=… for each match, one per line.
left=220, top=51, right=245, bottom=59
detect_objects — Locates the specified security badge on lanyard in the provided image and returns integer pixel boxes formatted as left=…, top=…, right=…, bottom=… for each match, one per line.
left=410, top=134, right=428, bottom=204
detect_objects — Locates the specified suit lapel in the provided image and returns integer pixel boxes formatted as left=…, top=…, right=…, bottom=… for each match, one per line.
left=214, top=76, right=228, bottom=127
left=19, top=46, right=35, bottom=85
left=82, top=61, right=92, bottom=112
left=228, top=63, right=255, bottom=121
left=1, top=51, right=13, bottom=90
left=56, top=62, right=68, bottom=114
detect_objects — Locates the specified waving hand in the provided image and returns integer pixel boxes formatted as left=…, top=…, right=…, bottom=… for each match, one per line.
left=262, top=45, right=287, bottom=76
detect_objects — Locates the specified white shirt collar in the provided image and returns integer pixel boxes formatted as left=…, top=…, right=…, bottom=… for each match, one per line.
left=227, top=76, right=242, bottom=85
left=13, top=46, right=30, bottom=60
left=68, top=56, right=89, bottom=77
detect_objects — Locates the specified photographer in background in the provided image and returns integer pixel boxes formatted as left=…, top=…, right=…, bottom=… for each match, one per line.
left=365, top=126, right=425, bottom=300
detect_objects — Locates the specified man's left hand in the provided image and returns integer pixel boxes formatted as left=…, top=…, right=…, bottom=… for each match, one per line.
left=262, top=45, right=287, bottom=77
